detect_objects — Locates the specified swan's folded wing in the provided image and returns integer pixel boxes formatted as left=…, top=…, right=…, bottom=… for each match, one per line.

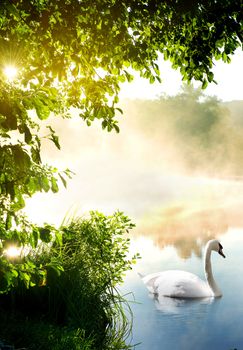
left=154, top=270, right=212, bottom=298
left=141, top=272, right=163, bottom=294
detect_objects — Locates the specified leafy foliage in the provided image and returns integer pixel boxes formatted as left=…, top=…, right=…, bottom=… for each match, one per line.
left=0, top=81, right=72, bottom=290
left=0, top=82, right=72, bottom=209
left=0, top=0, right=242, bottom=130
left=0, top=211, right=137, bottom=349
left=61, top=211, right=136, bottom=283
left=0, top=216, right=63, bottom=293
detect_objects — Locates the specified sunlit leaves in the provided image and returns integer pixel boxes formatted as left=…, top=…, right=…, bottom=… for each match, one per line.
left=1, top=0, right=240, bottom=128
left=46, top=125, right=61, bottom=150
left=0, top=79, right=72, bottom=221
left=61, top=211, right=138, bottom=287
left=0, top=211, right=137, bottom=294
left=0, top=218, right=63, bottom=293
left=51, top=176, right=58, bottom=193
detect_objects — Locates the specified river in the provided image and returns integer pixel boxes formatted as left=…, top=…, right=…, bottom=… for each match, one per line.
left=121, top=177, right=243, bottom=350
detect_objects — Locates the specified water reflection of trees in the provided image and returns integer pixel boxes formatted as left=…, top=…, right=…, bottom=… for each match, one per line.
left=135, top=203, right=243, bottom=259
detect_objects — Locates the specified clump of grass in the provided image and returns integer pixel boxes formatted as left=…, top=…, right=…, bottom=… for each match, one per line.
left=0, top=316, right=94, bottom=350
left=0, top=211, right=138, bottom=349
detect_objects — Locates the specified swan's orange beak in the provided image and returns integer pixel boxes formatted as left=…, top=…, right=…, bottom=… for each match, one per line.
left=219, top=249, right=226, bottom=258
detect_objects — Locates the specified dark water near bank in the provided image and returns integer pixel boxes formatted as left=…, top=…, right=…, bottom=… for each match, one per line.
left=122, top=186, right=243, bottom=350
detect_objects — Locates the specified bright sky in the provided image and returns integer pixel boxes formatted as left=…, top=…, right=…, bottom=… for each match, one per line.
left=120, top=48, right=243, bottom=102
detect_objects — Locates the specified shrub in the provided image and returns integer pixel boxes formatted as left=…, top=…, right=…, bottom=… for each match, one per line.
left=0, top=211, right=138, bottom=349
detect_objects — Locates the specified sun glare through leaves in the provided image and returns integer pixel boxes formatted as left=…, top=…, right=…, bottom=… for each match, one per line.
left=4, top=246, right=21, bottom=258
left=3, top=65, right=18, bottom=81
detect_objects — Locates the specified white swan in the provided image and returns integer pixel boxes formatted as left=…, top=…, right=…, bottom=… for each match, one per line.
left=140, top=239, right=225, bottom=298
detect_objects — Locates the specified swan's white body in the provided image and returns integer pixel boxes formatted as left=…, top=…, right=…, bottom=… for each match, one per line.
left=140, top=240, right=225, bottom=299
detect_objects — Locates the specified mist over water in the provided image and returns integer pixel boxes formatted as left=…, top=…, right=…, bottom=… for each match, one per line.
left=25, top=88, right=243, bottom=230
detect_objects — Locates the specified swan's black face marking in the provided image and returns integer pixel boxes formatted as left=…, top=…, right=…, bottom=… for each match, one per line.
left=218, top=243, right=226, bottom=258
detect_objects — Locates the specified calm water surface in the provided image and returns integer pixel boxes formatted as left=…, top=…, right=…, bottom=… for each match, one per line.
left=122, top=207, right=243, bottom=350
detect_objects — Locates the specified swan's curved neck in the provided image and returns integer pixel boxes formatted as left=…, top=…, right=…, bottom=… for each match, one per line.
left=204, top=247, right=222, bottom=297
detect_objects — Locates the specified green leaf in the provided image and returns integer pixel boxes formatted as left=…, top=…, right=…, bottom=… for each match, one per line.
left=31, top=228, right=39, bottom=248
left=26, top=177, right=40, bottom=194
left=5, top=213, right=12, bottom=230
left=11, top=193, right=25, bottom=211
left=58, top=173, right=67, bottom=188
left=5, top=181, right=15, bottom=200
left=39, top=176, right=50, bottom=192
left=149, top=75, right=155, bottom=84
left=47, top=125, right=61, bottom=149
left=202, top=79, right=208, bottom=89
left=12, top=145, right=31, bottom=168
left=208, top=71, right=214, bottom=83
left=51, top=134, right=61, bottom=149
left=102, top=120, right=107, bottom=129
left=116, top=108, right=123, bottom=114
left=133, top=30, right=140, bottom=36
left=35, top=101, right=50, bottom=120
left=24, top=124, right=32, bottom=144
left=113, top=124, right=120, bottom=133
left=39, top=227, right=52, bottom=243
left=51, top=177, right=59, bottom=193
left=31, top=146, right=41, bottom=164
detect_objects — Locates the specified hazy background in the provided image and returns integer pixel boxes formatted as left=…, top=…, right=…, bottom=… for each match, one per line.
left=24, top=85, right=243, bottom=248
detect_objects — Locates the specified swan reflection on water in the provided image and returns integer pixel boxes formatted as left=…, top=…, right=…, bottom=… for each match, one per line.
left=150, top=293, right=216, bottom=315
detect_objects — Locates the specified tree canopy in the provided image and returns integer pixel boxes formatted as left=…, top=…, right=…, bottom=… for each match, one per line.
left=0, top=0, right=242, bottom=126
left=0, top=0, right=241, bottom=201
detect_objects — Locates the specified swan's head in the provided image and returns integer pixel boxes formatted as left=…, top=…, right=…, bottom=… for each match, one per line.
left=207, top=239, right=226, bottom=258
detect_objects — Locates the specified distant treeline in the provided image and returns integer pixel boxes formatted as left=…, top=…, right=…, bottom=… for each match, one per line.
left=121, top=86, right=243, bottom=176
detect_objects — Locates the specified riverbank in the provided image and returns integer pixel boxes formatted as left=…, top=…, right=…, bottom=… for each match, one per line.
left=0, top=211, right=137, bottom=350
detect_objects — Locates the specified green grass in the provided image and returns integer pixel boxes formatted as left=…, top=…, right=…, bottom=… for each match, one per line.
left=0, top=316, right=95, bottom=350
